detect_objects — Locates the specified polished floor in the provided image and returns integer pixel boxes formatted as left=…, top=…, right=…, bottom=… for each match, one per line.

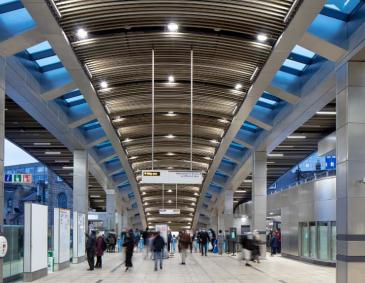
left=32, top=251, right=335, bottom=283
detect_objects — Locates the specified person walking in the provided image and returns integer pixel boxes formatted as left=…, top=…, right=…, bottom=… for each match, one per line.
left=142, top=228, right=150, bottom=259
left=270, top=231, right=279, bottom=256
left=86, top=230, right=96, bottom=271
left=123, top=230, right=135, bottom=271
left=199, top=229, right=210, bottom=256
left=252, top=230, right=261, bottom=263
left=240, top=235, right=252, bottom=267
left=178, top=230, right=191, bottom=265
left=95, top=232, right=107, bottom=268
left=217, top=230, right=224, bottom=255
left=152, top=231, right=165, bottom=271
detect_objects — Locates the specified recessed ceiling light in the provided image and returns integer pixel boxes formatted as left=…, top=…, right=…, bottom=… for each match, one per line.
left=167, top=152, right=175, bottom=156
left=194, top=192, right=199, bottom=196
left=142, top=192, right=146, bottom=195
left=267, top=161, right=276, bottom=164
left=100, top=81, right=108, bottom=88
left=166, top=111, right=176, bottom=116
left=210, top=139, right=219, bottom=144
left=167, top=189, right=173, bottom=193
left=167, top=22, right=179, bottom=32
left=316, top=111, right=336, bottom=115
left=62, top=166, right=73, bottom=170
left=257, top=33, right=268, bottom=42
left=123, top=138, right=132, bottom=143
left=204, top=156, right=212, bottom=160
left=267, top=153, right=284, bottom=157
left=166, top=134, right=175, bottom=139
left=287, top=135, right=306, bottom=139
left=277, top=145, right=294, bottom=148
left=167, top=166, right=174, bottom=170
left=168, top=75, right=175, bottom=83
left=76, top=28, right=88, bottom=39
left=129, top=156, right=138, bottom=160
left=191, top=202, right=195, bottom=206
left=33, top=142, right=51, bottom=146
left=235, top=83, right=242, bottom=90
left=168, top=200, right=172, bottom=203
left=236, top=190, right=247, bottom=193
left=45, top=151, right=61, bottom=155
left=168, top=221, right=172, bottom=224
left=218, top=118, right=229, bottom=124
left=144, top=202, right=148, bottom=205
left=244, top=179, right=252, bottom=183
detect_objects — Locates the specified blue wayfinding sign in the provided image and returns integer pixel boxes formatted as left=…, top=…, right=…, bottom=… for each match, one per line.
left=325, top=156, right=336, bottom=170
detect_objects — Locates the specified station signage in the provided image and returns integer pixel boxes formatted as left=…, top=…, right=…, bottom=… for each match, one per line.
left=141, top=170, right=203, bottom=184
left=159, top=209, right=181, bottom=215
left=4, top=174, right=32, bottom=184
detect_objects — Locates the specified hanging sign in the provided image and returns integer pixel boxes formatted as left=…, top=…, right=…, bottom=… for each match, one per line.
left=159, top=209, right=181, bottom=215
left=4, top=174, right=32, bottom=184
left=141, top=170, right=203, bottom=184
left=0, top=236, right=8, bottom=257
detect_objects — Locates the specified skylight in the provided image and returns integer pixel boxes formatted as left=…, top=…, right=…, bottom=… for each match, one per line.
left=83, top=120, right=100, bottom=130
left=325, top=0, right=361, bottom=14
left=26, top=41, right=52, bottom=55
left=35, top=55, right=60, bottom=67
left=64, top=95, right=84, bottom=104
left=243, top=121, right=258, bottom=130
left=292, top=45, right=316, bottom=59
left=259, top=97, right=278, bottom=106
left=282, top=59, right=306, bottom=71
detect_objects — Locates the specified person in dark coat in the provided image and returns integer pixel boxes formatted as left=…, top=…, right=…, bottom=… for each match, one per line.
left=123, top=230, right=135, bottom=271
left=95, top=232, right=107, bottom=268
left=152, top=231, right=165, bottom=271
left=86, top=230, right=96, bottom=271
left=199, top=229, right=210, bottom=256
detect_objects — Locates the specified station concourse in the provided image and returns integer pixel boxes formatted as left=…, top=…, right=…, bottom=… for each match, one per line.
left=0, top=0, right=364, bottom=282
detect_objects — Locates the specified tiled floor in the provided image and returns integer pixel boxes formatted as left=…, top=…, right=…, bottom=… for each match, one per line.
left=32, top=251, right=335, bottom=283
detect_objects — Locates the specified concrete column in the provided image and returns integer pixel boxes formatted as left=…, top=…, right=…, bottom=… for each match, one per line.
left=336, top=62, right=365, bottom=283
left=73, top=150, right=88, bottom=215
left=105, top=191, right=116, bottom=231
left=210, top=209, right=219, bottom=233
left=223, top=189, right=234, bottom=231
left=0, top=57, right=5, bottom=282
left=252, top=150, right=267, bottom=256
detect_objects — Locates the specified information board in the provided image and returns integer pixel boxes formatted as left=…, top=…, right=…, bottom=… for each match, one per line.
left=54, top=208, right=70, bottom=265
left=142, top=170, right=203, bottom=184
left=5, top=174, right=32, bottom=184
left=159, top=209, right=181, bottom=215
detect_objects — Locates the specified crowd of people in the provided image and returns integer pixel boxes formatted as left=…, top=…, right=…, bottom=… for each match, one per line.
left=84, top=227, right=281, bottom=272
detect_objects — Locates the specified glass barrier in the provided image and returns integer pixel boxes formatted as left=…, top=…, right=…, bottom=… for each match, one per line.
left=299, top=221, right=336, bottom=263
left=3, top=225, right=24, bottom=280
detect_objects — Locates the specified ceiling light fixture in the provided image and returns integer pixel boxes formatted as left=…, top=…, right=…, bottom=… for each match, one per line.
left=191, top=202, right=195, bottom=206
left=267, top=153, right=284, bottom=157
left=100, top=81, right=108, bottom=88
left=235, top=83, right=242, bottom=90
left=76, top=28, right=88, bottom=39
left=166, top=111, right=176, bottom=116
left=257, top=33, right=268, bottom=42
left=167, top=22, right=179, bottom=32
left=316, top=111, right=336, bottom=115
left=287, top=135, right=306, bottom=139
left=167, top=189, right=173, bottom=193
left=129, top=156, right=138, bottom=160
left=168, top=75, right=175, bottom=83
left=168, top=200, right=172, bottom=203
left=33, top=142, right=51, bottom=146
left=167, top=152, right=175, bottom=156
left=204, top=156, right=212, bottom=160
left=218, top=118, right=229, bottom=124
left=166, top=134, right=175, bottom=139
left=244, top=179, right=252, bottom=183
left=236, top=190, right=247, bottom=193
left=45, top=151, right=61, bottom=155
left=62, top=166, right=73, bottom=170
left=123, top=138, right=132, bottom=143
left=142, top=192, right=146, bottom=195
left=210, top=139, right=219, bottom=144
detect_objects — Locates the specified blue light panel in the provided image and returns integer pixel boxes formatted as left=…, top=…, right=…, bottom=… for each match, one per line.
left=325, top=0, right=361, bottom=14
left=292, top=45, right=316, bottom=59
left=26, top=41, right=51, bottom=55
left=35, top=55, right=60, bottom=67
left=282, top=59, right=307, bottom=71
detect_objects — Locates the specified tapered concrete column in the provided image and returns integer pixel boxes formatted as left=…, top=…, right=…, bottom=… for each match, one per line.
left=73, top=150, right=88, bottom=214
left=252, top=151, right=267, bottom=256
left=223, top=189, right=234, bottom=231
left=0, top=57, right=5, bottom=282
left=210, top=209, right=219, bottom=233
left=105, top=190, right=116, bottom=231
left=336, top=62, right=365, bottom=283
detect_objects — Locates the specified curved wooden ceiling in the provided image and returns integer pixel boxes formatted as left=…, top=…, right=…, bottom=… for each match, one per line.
left=54, top=0, right=294, bottom=228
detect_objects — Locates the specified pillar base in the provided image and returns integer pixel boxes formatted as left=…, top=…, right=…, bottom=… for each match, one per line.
left=54, top=261, right=70, bottom=271
left=72, top=255, right=86, bottom=264
left=23, top=268, right=48, bottom=282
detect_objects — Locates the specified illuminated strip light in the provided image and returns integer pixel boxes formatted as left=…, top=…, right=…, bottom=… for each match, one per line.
left=316, top=111, right=336, bottom=115
left=267, top=153, right=284, bottom=157
left=49, top=0, right=62, bottom=18
left=284, top=0, right=301, bottom=23
left=250, top=66, right=259, bottom=82
left=287, top=135, right=306, bottom=139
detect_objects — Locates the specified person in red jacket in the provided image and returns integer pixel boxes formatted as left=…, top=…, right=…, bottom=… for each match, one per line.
left=95, top=232, right=107, bottom=268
